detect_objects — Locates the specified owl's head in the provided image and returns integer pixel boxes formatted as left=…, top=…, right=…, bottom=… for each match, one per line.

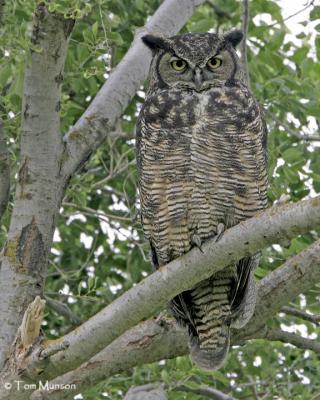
left=142, top=31, right=244, bottom=91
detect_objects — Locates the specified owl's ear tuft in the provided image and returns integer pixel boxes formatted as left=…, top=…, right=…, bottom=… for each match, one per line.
left=142, top=35, right=170, bottom=52
left=224, top=30, right=243, bottom=48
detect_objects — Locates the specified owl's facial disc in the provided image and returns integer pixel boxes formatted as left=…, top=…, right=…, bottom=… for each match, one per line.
left=155, top=37, right=241, bottom=91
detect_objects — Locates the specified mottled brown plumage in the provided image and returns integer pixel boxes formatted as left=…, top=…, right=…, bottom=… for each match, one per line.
left=136, top=31, right=268, bottom=370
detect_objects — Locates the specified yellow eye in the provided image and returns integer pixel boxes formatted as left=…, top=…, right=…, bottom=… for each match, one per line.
left=170, top=59, right=187, bottom=72
left=207, top=57, right=222, bottom=70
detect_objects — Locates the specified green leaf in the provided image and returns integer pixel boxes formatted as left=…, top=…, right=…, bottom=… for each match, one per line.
left=310, top=5, right=320, bottom=21
left=161, top=370, right=170, bottom=384
left=282, top=148, right=303, bottom=164
left=135, top=0, right=145, bottom=11
left=291, top=46, right=309, bottom=64
left=88, top=276, right=96, bottom=291
left=107, top=32, right=124, bottom=45
left=92, top=21, right=99, bottom=38
left=78, top=282, right=83, bottom=296
left=282, top=165, right=299, bottom=183
left=0, top=64, right=12, bottom=86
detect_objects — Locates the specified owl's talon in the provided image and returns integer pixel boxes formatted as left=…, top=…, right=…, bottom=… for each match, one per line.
left=155, top=311, right=170, bottom=326
left=191, top=234, right=203, bottom=252
left=214, top=223, right=225, bottom=242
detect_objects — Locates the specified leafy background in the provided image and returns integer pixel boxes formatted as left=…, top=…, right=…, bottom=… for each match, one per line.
left=1, top=0, right=320, bottom=398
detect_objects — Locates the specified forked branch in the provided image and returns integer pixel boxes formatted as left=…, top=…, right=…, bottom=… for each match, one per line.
left=23, top=197, right=320, bottom=384
left=30, top=238, right=320, bottom=400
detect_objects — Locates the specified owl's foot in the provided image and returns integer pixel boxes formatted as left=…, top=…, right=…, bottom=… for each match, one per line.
left=214, top=223, right=225, bottom=242
left=191, top=234, right=204, bottom=253
left=155, top=311, right=171, bottom=326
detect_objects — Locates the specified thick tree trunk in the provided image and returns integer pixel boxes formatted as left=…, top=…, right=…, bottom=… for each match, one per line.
left=0, top=6, right=74, bottom=369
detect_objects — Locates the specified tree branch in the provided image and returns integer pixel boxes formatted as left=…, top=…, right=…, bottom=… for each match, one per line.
left=0, top=5, right=74, bottom=370
left=268, top=112, right=320, bottom=142
left=60, top=0, right=205, bottom=179
left=30, top=238, right=320, bottom=400
left=264, top=328, right=320, bottom=354
left=23, top=197, right=320, bottom=383
left=241, top=0, right=250, bottom=89
left=0, top=118, right=10, bottom=224
left=30, top=319, right=187, bottom=400
left=288, top=131, right=320, bottom=142
left=281, top=306, right=320, bottom=326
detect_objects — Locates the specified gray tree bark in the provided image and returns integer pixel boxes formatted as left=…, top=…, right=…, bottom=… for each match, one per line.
left=0, top=6, right=74, bottom=369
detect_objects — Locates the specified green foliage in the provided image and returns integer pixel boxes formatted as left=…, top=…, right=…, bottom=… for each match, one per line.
left=1, top=0, right=320, bottom=399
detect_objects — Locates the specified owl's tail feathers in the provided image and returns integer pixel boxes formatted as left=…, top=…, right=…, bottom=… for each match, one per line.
left=189, top=325, right=230, bottom=370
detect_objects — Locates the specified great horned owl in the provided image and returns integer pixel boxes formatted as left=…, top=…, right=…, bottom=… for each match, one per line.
left=136, top=30, right=268, bottom=370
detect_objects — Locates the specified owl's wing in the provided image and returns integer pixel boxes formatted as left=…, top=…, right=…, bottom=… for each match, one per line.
left=230, top=101, right=268, bottom=328
left=258, top=102, right=268, bottom=164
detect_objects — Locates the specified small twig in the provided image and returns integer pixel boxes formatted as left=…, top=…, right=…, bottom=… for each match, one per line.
left=241, top=0, right=250, bottom=90
left=92, top=158, right=136, bottom=189
left=175, top=384, right=236, bottom=400
left=234, top=381, right=268, bottom=390
left=45, top=296, right=82, bottom=326
left=281, top=306, right=320, bottom=326
left=109, top=130, right=135, bottom=140
left=62, top=202, right=133, bottom=222
left=248, top=376, right=259, bottom=400
left=267, top=112, right=320, bottom=142
left=265, top=0, right=315, bottom=28
left=265, top=328, right=320, bottom=354
left=289, top=132, right=320, bottom=142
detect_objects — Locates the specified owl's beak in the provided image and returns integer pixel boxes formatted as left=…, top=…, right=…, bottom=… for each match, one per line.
left=193, top=68, right=203, bottom=92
